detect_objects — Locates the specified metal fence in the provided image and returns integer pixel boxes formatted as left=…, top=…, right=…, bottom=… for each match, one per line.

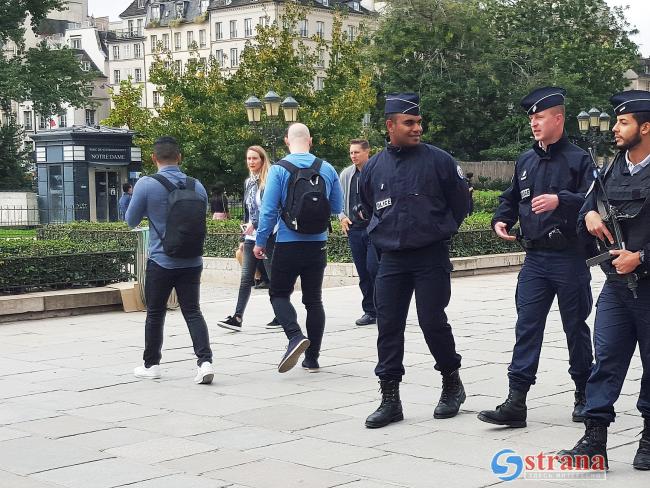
left=0, top=206, right=91, bottom=227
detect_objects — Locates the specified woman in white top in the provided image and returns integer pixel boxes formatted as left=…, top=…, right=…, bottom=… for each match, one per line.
left=217, top=146, right=278, bottom=331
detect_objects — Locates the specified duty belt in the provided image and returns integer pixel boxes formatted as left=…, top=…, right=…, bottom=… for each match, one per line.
left=518, top=236, right=577, bottom=251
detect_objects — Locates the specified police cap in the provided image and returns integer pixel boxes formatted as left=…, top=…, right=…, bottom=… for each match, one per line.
left=610, top=90, right=650, bottom=115
left=385, top=93, right=420, bottom=116
left=520, top=86, right=567, bottom=115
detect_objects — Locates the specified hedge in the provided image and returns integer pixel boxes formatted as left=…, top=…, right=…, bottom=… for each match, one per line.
left=0, top=239, right=134, bottom=292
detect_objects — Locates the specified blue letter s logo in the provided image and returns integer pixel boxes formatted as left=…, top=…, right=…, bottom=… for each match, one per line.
left=491, top=449, right=523, bottom=481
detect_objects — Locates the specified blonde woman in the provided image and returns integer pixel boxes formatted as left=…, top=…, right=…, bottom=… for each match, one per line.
left=217, top=146, right=278, bottom=331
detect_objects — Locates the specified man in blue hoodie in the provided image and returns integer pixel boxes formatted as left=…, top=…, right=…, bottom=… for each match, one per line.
left=254, top=123, right=344, bottom=373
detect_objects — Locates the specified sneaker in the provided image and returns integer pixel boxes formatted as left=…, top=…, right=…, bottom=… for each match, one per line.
left=194, top=361, right=214, bottom=385
left=217, top=315, right=242, bottom=332
left=266, top=317, right=283, bottom=330
left=302, top=357, right=320, bottom=373
left=134, top=364, right=161, bottom=379
left=278, top=336, right=310, bottom=373
left=355, top=314, right=377, bottom=326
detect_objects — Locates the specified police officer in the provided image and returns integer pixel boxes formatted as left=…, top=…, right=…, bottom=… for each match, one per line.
left=478, top=87, right=595, bottom=428
left=559, top=90, right=650, bottom=471
left=359, top=93, right=469, bottom=429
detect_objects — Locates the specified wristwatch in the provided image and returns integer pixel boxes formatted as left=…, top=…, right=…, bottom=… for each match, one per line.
left=640, top=249, right=645, bottom=264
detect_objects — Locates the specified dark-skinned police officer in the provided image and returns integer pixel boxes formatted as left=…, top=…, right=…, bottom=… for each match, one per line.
left=559, top=90, right=650, bottom=471
left=478, top=87, right=595, bottom=428
left=359, top=93, right=469, bottom=429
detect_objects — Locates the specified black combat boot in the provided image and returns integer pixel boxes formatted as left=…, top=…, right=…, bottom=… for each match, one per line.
left=572, top=389, right=586, bottom=422
left=434, top=369, right=466, bottom=419
left=633, top=418, right=650, bottom=470
left=558, top=420, right=609, bottom=470
left=477, top=388, right=527, bottom=428
left=365, top=379, right=403, bottom=429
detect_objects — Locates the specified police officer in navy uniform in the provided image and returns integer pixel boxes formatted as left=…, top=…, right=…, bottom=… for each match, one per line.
left=478, top=87, right=595, bottom=428
left=359, top=93, right=469, bottom=429
left=559, top=90, right=650, bottom=471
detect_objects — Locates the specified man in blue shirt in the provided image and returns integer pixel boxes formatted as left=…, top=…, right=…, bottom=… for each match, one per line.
left=118, top=183, right=132, bottom=220
left=126, top=136, right=214, bottom=385
left=254, top=123, right=344, bottom=373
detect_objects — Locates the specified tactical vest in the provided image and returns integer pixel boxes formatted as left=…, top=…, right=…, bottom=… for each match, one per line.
left=600, top=153, right=650, bottom=252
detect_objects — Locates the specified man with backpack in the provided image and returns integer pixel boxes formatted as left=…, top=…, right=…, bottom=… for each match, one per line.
left=254, top=123, right=344, bottom=373
left=126, top=136, right=214, bottom=385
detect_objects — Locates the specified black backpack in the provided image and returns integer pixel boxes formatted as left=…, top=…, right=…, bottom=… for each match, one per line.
left=276, top=158, right=331, bottom=234
left=149, top=173, right=207, bottom=258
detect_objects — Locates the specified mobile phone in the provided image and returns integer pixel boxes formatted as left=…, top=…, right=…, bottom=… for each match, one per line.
left=240, top=224, right=248, bottom=232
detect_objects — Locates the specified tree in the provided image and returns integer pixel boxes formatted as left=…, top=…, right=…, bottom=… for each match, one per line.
left=371, top=0, right=639, bottom=160
left=0, top=115, right=31, bottom=190
left=141, top=3, right=376, bottom=190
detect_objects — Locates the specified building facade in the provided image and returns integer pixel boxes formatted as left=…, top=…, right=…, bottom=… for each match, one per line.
left=626, top=57, right=650, bottom=92
left=105, top=0, right=378, bottom=110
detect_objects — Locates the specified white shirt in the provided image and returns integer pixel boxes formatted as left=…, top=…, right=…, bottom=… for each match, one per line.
left=626, top=150, right=650, bottom=176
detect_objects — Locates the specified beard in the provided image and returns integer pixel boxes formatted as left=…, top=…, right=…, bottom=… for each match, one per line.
left=616, top=131, right=642, bottom=151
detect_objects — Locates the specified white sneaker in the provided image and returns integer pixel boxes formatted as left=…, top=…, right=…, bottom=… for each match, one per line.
left=194, top=361, right=214, bottom=385
left=134, top=364, right=161, bottom=379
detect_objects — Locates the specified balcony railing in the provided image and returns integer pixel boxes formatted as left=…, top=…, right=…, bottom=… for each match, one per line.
left=109, top=28, right=145, bottom=40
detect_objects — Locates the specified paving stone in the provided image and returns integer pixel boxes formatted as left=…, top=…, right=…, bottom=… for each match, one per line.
left=0, top=427, right=31, bottom=442
left=11, top=415, right=111, bottom=439
left=223, top=404, right=351, bottom=432
left=56, top=427, right=163, bottom=451
left=190, top=425, right=299, bottom=450
left=105, top=437, right=216, bottom=463
left=125, top=474, right=231, bottom=488
left=0, top=470, right=67, bottom=488
left=118, top=412, right=239, bottom=437
left=64, top=402, right=166, bottom=423
left=158, top=448, right=261, bottom=474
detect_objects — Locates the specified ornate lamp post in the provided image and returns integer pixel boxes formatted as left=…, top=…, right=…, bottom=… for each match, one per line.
left=244, top=90, right=299, bottom=162
left=576, top=107, right=611, bottom=166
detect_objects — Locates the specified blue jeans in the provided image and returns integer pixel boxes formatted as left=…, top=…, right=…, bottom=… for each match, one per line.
left=348, top=228, right=378, bottom=316
left=235, top=235, right=275, bottom=316
left=508, top=250, right=593, bottom=392
left=143, top=259, right=212, bottom=367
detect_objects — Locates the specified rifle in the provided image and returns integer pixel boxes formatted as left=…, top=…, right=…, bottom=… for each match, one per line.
left=585, top=148, right=638, bottom=298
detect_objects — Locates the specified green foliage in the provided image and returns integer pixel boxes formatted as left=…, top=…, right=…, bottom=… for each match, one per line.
left=0, top=114, right=31, bottom=190
left=471, top=191, right=501, bottom=214
left=0, top=239, right=134, bottom=292
left=0, top=1, right=96, bottom=115
left=0, top=228, right=35, bottom=238
left=479, top=143, right=528, bottom=162
left=372, top=0, right=639, bottom=159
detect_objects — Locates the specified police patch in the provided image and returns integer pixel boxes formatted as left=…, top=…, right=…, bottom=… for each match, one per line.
left=376, top=198, right=392, bottom=210
left=520, top=188, right=531, bottom=199
left=520, top=170, right=527, bottom=180
left=456, top=165, right=465, bottom=179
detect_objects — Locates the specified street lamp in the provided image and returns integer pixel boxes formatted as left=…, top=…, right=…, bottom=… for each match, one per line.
left=576, top=107, right=612, bottom=166
left=244, top=90, right=299, bottom=162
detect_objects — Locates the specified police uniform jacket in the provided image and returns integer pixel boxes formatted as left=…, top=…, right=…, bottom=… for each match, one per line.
left=359, top=143, right=469, bottom=252
left=578, top=151, right=650, bottom=280
left=492, top=136, right=593, bottom=243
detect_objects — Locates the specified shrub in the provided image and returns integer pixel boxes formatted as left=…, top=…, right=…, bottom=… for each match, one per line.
left=471, top=191, right=501, bottom=214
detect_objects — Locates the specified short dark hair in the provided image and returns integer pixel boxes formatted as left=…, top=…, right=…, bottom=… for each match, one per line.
left=122, top=182, right=132, bottom=193
left=350, top=139, right=370, bottom=150
left=632, top=112, right=650, bottom=127
left=153, top=136, right=181, bottom=162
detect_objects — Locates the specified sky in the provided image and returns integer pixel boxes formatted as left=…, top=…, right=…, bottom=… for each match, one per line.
left=87, top=0, right=650, bottom=56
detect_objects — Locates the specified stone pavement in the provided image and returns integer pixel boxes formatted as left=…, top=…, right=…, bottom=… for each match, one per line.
left=0, top=270, right=647, bottom=487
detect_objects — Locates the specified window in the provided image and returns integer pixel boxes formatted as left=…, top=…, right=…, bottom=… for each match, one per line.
left=230, top=20, right=237, bottom=38
left=138, top=0, right=144, bottom=7
left=299, top=19, right=308, bottom=37
left=151, top=5, right=160, bottom=19
left=135, top=68, right=142, bottom=82
left=153, top=91, right=160, bottom=107
left=316, top=21, right=324, bottom=38
left=38, top=115, right=47, bottom=129
left=23, top=111, right=33, bottom=130
left=85, top=109, right=96, bottom=126
left=174, top=32, right=181, bottom=50
left=215, top=22, right=223, bottom=40
left=71, top=37, right=81, bottom=49
left=112, top=45, right=120, bottom=60
left=645, top=65, right=650, bottom=75
left=199, top=29, right=206, bottom=47
left=200, top=0, right=209, bottom=13
left=347, top=25, right=355, bottom=41
left=134, top=43, right=142, bottom=58
left=258, top=16, right=267, bottom=28
left=59, top=113, right=67, bottom=128
left=230, top=47, right=238, bottom=67
left=187, top=31, right=194, bottom=48
left=316, top=77, right=325, bottom=91
left=151, top=35, right=158, bottom=51
left=128, top=20, right=134, bottom=35
left=323, top=0, right=329, bottom=6
left=124, top=44, right=131, bottom=58
left=214, top=49, right=224, bottom=66
left=81, top=60, right=90, bottom=71
left=162, top=33, right=169, bottom=50
left=174, top=59, right=182, bottom=73
left=244, top=18, right=253, bottom=37
left=113, top=69, right=121, bottom=84
left=317, top=49, right=324, bottom=67
left=352, top=1, right=360, bottom=11
left=137, top=18, right=143, bottom=33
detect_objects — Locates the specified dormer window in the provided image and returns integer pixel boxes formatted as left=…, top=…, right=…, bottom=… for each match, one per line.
left=137, top=0, right=145, bottom=8
left=200, top=0, right=209, bottom=13
left=351, top=1, right=360, bottom=10
left=322, top=0, right=330, bottom=6
left=151, top=5, right=160, bottom=20
left=175, top=2, right=185, bottom=19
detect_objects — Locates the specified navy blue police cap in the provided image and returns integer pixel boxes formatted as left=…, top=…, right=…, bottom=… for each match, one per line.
left=610, top=90, right=650, bottom=115
left=520, top=86, right=567, bottom=115
left=384, top=93, right=420, bottom=116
